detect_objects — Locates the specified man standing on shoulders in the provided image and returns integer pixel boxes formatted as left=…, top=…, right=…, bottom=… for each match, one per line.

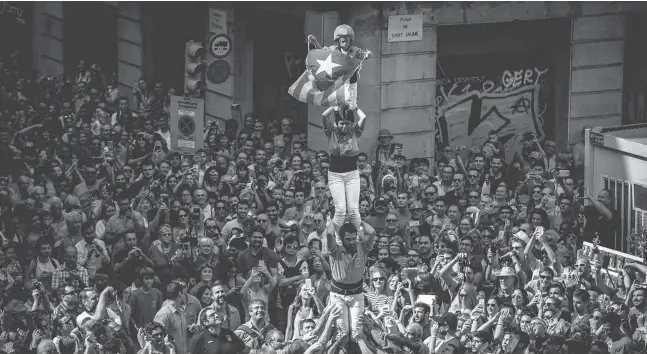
left=326, top=219, right=376, bottom=341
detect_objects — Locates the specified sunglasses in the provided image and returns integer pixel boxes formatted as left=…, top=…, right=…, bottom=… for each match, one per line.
left=386, top=219, right=398, bottom=223
left=539, top=275, right=552, bottom=279
left=372, top=277, right=385, bottom=282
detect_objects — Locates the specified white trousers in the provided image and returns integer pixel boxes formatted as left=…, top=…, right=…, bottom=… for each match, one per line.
left=328, top=169, right=361, bottom=231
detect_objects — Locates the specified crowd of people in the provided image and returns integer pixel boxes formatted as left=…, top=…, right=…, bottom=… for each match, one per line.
left=0, top=35, right=645, bottom=354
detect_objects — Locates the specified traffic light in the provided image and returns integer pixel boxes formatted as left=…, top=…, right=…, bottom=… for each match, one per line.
left=185, top=41, right=206, bottom=97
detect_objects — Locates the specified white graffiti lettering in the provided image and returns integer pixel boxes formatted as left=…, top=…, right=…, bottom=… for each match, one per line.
left=435, top=67, right=550, bottom=163
left=501, top=67, right=548, bottom=91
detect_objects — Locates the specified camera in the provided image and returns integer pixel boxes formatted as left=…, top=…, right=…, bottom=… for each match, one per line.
left=500, top=254, right=513, bottom=265
left=34, top=281, right=44, bottom=291
left=401, top=279, right=410, bottom=287
left=193, top=207, right=201, bottom=215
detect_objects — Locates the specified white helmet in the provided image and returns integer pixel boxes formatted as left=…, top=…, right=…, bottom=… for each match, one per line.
left=333, top=24, right=355, bottom=43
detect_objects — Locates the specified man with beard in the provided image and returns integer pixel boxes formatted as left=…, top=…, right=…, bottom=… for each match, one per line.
left=326, top=220, right=376, bottom=341
left=138, top=321, right=176, bottom=354
left=52, top=284, right=83, bottom=324
left=197, top=284, right=242, bottom=331
left=264, top=201, right=284, bottom=238
left=235, top=299, right=277, bottom=349
left=114, top=232, right=154, bottom=286
left=400, top=302, right=432, bottom=341
left=425, top=312, right=460, bottom=354
left=76, top=221, right=110, bottom=279
left=222, top=199, right=251, bottom=243
left=482, top=157, right=507, bottom=194
left=51, top=246, right=90, bottom=293
left=191, top=307, right=247, bottom=354
left=236, top=226, right=279, bottom=280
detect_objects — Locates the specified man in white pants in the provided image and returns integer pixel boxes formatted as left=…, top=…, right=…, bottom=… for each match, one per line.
left=325, top=220, right=375, bottom=341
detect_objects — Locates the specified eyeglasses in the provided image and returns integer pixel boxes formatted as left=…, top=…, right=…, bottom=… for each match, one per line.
left=460, top=243, right=471, bottom=247
left=469, top=195, right=479, bottom=199
left=539, top=275, right=552, bottom=280
left=453, top=179, right=464, bottom=183
left=468, top=175, right=478, bottom=179
left=459, top=293, right=468, bottom=298
left=215, top=207, right=225, bottom=210
left=487, top=303, right=498, bottom=307
left=285, top=244, right=297, bottom=250
left=574, top=264, right=587, bottom=268
left=256, top=219, right=268, bottom=223
left=533, top=190, right=542, bottom=194
left=179, top=214, right=189, bottom=218
left=313, top=219, right=324, bottom=224
left=386, top=219, right=398, bottom=223
left=372, top=277, right=385, bottom=282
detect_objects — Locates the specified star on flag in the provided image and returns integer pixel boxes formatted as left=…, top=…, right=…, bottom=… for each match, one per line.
left=315, top=54, right=341, bottom=77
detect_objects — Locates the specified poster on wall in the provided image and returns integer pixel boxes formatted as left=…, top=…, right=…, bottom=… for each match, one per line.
left=170, top=95, right=205, bottom=155
left=434, top=52, right=554, bottom=164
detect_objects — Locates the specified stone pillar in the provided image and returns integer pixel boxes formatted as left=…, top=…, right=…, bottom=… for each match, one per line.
left=32, top=1, right=64, bottom=77
left=569, top=10, right=625, bottom=143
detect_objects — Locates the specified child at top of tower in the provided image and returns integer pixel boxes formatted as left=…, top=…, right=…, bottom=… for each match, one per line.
left=308, top=24, right=370, bottom=85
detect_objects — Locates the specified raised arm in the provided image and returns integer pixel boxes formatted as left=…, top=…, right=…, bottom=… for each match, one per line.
left=356, top=107, right=367, bottom=131
left=322, top=107, right=335, bottom=137
left=360, top=221, right=376, bottom=249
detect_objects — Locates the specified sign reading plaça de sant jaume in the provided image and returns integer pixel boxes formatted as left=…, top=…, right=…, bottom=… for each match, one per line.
left=387, top=14, right=423, bottom=42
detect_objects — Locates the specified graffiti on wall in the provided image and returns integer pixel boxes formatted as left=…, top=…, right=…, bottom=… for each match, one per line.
left=435, top=67, right=549, bottom=163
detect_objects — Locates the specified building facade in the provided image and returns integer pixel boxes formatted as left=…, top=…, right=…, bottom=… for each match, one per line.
left=29, top=2, right=647, bottom=161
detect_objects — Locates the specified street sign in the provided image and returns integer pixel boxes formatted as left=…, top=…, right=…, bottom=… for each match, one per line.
left=206, top=59, right=231, bottom=84
left=208, top=33, right=232, bottom=58
left=170, top=95, right=204, bottom=154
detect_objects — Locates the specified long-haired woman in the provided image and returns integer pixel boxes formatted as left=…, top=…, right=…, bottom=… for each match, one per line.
left=285, top=282, right=325, bottom=341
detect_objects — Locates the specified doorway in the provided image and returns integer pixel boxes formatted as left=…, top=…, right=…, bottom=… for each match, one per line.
left=63, top=2, right=117, bottom=79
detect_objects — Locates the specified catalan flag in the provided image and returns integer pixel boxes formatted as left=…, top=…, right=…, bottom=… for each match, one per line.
left=288, top=49, right=364, bottom=107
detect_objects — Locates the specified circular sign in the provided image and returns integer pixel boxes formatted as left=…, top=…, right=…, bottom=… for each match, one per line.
left=208, top=33, right=232, bottom=58
left=206, top=59, right=231, bottom=84
left=178, top=116, right=196, bottom=136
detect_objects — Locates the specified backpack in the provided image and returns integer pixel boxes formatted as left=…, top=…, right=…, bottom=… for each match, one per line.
left=236, top=323, right=274, bottom=349
left=279, top=259, right=305, bottom=307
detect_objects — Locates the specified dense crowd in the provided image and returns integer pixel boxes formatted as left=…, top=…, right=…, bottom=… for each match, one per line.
left=0, top=44, right=643, bottom=354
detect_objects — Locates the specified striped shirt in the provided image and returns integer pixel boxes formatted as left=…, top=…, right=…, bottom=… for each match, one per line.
left=364, top=292, right=394, bottom=314
left=327, top=229, right=373, bottom=284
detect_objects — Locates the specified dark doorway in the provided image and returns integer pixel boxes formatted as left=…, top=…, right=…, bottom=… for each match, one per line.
left=144, top=2, right=207, bottom=94
left=63, top=2, right=117, bottom=78
left=248, top=7, right=307, bottom=132
left=435, top=18, right=571, bottom=160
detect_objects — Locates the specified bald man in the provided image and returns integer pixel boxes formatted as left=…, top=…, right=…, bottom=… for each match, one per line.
left=37, top=339, right=56, bottom=354
left=385, top=323, right=429, bottom=354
